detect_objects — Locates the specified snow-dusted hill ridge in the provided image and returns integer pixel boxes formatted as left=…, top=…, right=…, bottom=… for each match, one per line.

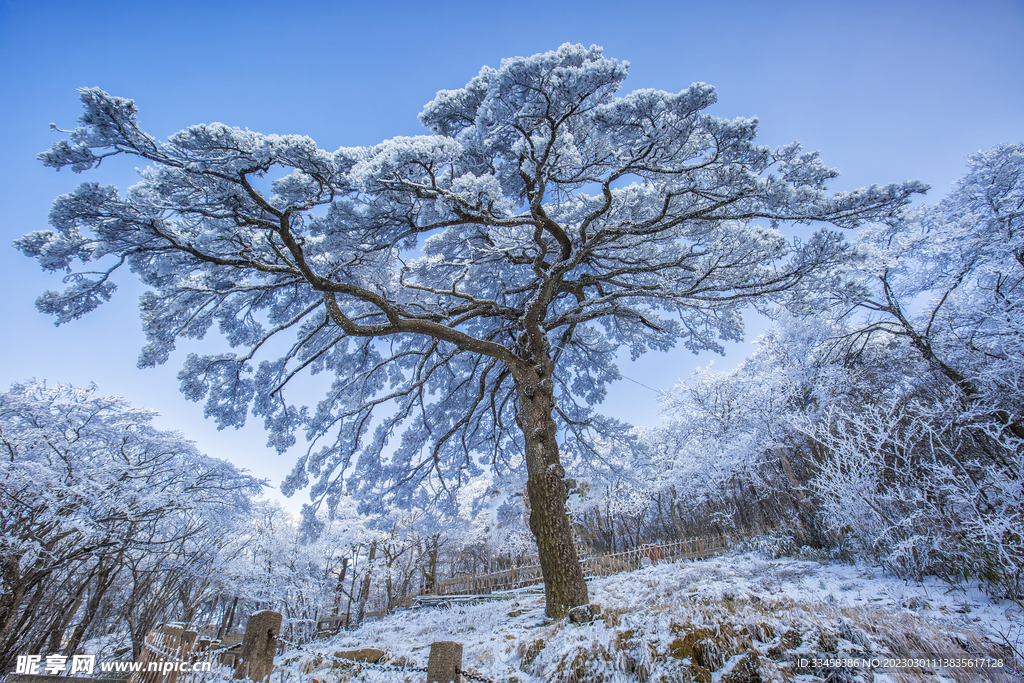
left=283, top=550, right=1022, bottom=682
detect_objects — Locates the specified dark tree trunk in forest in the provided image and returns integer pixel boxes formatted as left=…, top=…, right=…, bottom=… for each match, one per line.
left=47, top=589, right=86, bottom=652
left=514, top=363, right=589, bottom=619
left=353, top=543, right=377, bottom=627
left=333, top=557, right=348, bottom=613
left=422, top=539, right=439, bottom=595
left=63, top=559, right=120, bottom=658
left=217, top=597, right=238, bottom=640
left=0, top=582, right=27, bottom=666
left=2, top=578, right=50, bottom=668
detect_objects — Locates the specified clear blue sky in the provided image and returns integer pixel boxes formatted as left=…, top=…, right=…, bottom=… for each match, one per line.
left=1, top=0, right=1021, bottom=510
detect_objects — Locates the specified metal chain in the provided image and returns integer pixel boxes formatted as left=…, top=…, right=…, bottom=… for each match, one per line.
left=143, top=635, right=238, bottom=663
left=274, top=635, right=428, bottom=674
left=204, top=640, right=242, bottom=656
left=347, top=659, right=428, bottom=674
left=275, top=635, right=505, bottom=682
left=456, top=667, right=501, bottom=683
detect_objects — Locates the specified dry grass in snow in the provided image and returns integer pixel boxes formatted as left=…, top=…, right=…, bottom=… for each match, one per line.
left=281, top=549, right=1023, bottom=682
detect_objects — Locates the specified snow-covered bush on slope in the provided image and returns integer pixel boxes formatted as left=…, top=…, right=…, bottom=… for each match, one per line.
left=803, top=396, right=1023, bottom=601
left=283, top=551, right=1020, bottom=683
left=799, top=144, right=1024, bottom=600
left=588, top=145, right=1024, bottom=602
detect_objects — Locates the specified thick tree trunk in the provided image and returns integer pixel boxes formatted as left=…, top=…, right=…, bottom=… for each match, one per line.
left=333, top=557, right=349, bottom=613
left=515, top=367, right=589, bottom=619
left=217, top=596, right=238, bottom=640
left=64, top=560, right=120, bottom=658
left=0, top=582, right=27, bottom=667
left=423, top=539, right=439, bottom=594
left=47, top=589, right=86, bottom=652
left=352, top=542, right=377, bottom=628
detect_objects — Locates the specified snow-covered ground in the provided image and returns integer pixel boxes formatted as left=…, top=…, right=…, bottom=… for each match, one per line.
left=284, top=550, right=1023, bottom=682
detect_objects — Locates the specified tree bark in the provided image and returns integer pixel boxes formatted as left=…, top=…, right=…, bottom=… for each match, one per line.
left=423, top=537, right=439, bottom=594
left=515, top=366, right=589, bottom=619
left=333, top=557, right=348, bottom=613
left=217, top=596, right=238, bottom=640
left=46, top=588, right=86, bottom=652
left=64, top=557, right=121, bottom=658
left=352, top=542, right=377, bottom=627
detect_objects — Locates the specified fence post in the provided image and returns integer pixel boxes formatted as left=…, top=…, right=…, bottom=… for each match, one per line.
left=425, top=640, right=462, bottom=683
left=165, top=629, right=197, bottom=683
left=232, top=610, right=282, bottom=681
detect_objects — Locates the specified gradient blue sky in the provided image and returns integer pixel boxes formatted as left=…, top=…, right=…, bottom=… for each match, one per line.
left=1, top=0, right=1021, bottom=510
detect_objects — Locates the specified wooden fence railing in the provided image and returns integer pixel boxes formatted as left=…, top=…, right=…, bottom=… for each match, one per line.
left=130, top=625, right=200, bottom=683
left=314, top=528, right=768, bottom=636
left=131, top=611, right=283, bottom=683
left=427, top=530, right=745, bottom=596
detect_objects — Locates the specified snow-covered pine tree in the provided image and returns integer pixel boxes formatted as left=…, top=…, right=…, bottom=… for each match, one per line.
left=20, top=44, right=923, bottom=617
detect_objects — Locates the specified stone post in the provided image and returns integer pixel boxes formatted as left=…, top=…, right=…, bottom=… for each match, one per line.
left=232, top=610, right=282, bottom=681
left=425, top=641, right=463, bottom=683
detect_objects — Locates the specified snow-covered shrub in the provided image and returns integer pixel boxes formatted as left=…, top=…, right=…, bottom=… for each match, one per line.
left=804, top=396, right=1023, bottom=599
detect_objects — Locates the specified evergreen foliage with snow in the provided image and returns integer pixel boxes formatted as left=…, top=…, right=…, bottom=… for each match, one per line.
left=20, top=45, right=923, bottom=616
left=20, top=45, right=922, bottom=514
left=15, top=42, right=1022, bottom=660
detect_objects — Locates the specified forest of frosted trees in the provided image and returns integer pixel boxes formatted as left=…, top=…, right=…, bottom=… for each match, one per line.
left=2, top=40, right=1021, bottom=666
left=3, top=141, right=1021, bottom=663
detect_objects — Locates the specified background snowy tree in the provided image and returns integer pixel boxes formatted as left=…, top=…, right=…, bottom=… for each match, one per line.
left=841, top=143, right=1024, bottom=435
left=629, top=144, right=1024, bottom=598
left=0, top=381, right=262, bottom=668
left=20, top=45, right=923, bottom=617
left=802, top=143, right=1024, bottom=595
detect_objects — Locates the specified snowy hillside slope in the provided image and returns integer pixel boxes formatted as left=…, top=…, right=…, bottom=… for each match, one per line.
left=285, top=549, right=1023, bottom=682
